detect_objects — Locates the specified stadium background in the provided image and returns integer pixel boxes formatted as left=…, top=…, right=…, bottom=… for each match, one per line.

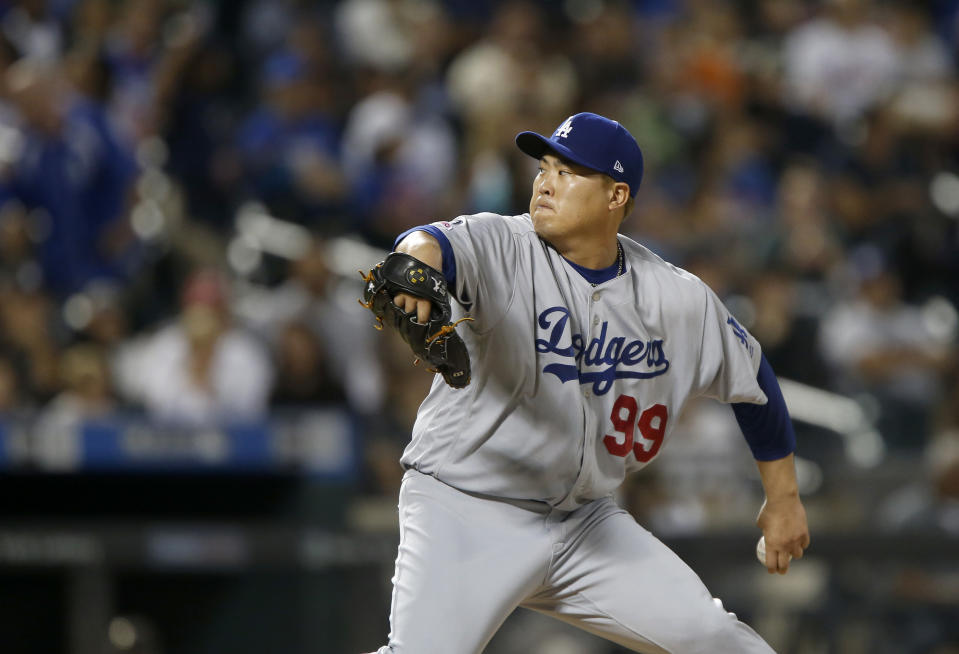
left=0, top=0, right=956, bottom=652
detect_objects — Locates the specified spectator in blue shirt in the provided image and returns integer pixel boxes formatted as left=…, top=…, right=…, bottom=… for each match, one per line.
left=236, top=49, right=345, bottom=226
left=2, top=55, right=137, bottom=296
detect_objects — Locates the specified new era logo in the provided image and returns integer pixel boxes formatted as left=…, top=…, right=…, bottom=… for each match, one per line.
left=613, top=160, right=624, bottom=173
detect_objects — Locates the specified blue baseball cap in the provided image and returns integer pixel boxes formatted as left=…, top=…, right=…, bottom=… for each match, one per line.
left=516, top=112, right=644, bottom=197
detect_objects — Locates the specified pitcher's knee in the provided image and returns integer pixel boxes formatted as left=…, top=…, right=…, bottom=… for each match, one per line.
left=664, top=599, right=772, bottom=654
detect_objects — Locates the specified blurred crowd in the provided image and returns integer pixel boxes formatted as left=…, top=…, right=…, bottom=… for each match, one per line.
left=0, top=1, right=956, bottom=652
left=0, top=0, right=956, bottom=501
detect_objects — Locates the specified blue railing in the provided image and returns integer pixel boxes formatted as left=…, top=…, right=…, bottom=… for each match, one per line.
left=0, top=409, right=360, bottom=480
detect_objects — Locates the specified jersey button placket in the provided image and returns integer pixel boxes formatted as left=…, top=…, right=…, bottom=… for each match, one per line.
left=587, top=291, right=599, bottom=398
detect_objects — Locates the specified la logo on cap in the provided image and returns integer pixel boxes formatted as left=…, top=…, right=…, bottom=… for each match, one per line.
left=555, top=117, right=573, bottom=139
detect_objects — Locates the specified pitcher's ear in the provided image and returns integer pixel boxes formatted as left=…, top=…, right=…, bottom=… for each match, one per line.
left=608, top=182, right=629, bottom=211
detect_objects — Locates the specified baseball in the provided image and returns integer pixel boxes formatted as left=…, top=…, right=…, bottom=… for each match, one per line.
left=756, top=536, right=792, bottom=566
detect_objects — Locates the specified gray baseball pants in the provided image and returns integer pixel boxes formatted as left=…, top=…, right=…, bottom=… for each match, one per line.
left=374, top=469, right=775, bottom=654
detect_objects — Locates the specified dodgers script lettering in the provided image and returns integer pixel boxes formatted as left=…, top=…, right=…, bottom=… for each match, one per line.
left=534, top=306, right=669, bottom=395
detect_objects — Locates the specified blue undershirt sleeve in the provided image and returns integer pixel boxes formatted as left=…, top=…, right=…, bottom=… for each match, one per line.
left=732, top=354, right=796, bottom=461
left=394, top=225, right=457, bottom=288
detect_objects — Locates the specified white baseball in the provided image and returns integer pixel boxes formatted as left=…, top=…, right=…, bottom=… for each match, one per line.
left=756, top=536, right=792, bottom=566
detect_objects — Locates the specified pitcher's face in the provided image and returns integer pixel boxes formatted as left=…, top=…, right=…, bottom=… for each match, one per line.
left=529, top=154, right=612, bottom=244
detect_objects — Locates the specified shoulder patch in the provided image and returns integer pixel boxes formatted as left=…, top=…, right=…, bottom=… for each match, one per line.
left=438, top=218, right=465, bottom=230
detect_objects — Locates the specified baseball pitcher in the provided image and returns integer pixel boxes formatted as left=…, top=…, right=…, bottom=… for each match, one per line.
left=360, top=112, right=810, bottom=653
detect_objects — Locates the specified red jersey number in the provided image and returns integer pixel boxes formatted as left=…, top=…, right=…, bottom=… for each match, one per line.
left=603, top=395, right=668, bottom=462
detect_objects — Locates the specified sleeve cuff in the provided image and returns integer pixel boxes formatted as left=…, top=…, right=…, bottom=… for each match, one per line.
left=732, top=354, right=797, bottom=460
left=394, top=225, right=457, bottom=289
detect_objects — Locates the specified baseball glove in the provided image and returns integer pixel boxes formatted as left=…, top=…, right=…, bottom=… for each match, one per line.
left=359, top=252, right=472, bottom=388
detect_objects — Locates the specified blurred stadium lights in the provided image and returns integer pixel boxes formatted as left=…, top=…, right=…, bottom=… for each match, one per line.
left=227, top=200, right=389, bottom=279
left=227, top=233, right=262, bottom=276
left=232, top=202, right=312, bottom=263
left=792, top=455, right=823, bottom=495
left=0, top=124, right=24, bottom=165
left=129, top=138, right=178, bottom=243
left=921, top=295, right=959, bottom=343
left=930, top=171, right=959, bottom=218
left=135, top=136, right=169, bottom=170
left=107, top=616, right=137, bottom=651
left=779, top=378, right=885, bottom=468
left=135, top=168, right=174, bottom=205
left=62, top=292, right=95, bottom=331
left=324, top=234, right=387, bottom=278
left=130, top=199, right=166, bottom=241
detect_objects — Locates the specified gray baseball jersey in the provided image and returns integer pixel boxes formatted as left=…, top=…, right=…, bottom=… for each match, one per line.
left=373, top=211, right=778, bottom=653
left=401, top=211, right=767, bottom=511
